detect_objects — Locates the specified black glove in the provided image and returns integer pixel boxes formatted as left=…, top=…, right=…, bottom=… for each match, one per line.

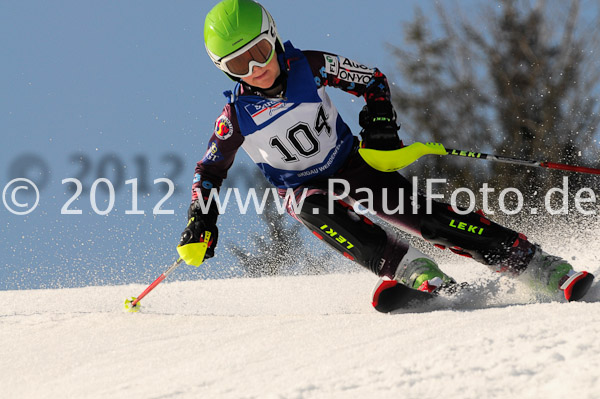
left=179, top=200, right=219, bottom=260
left=359, top=101, right=402, bottom=150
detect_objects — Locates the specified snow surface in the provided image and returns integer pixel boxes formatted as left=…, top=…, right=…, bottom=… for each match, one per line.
left=2, top=259, right=600, bottom=399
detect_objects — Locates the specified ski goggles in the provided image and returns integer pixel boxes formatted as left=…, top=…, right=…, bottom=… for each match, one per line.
left=217, top=32, right=276, bottom=78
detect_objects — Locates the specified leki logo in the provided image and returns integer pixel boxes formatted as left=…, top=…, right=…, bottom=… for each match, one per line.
left=319, top=224, right=355, bottom=250
left=449, top=219, right=484, bottom=235
left=450, top=149, right=482, bottom=158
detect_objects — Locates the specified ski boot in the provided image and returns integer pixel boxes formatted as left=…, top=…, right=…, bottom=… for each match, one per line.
left=371, top=257, right=461, bottom=312
left=393, top=248, right=456, bottom=293
left=372, top=248, right=456, bottom=312
left=524, top=247, right=594, bottom=302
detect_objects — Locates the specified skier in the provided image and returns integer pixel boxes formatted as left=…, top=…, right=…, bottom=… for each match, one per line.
left=177, top=0, right=594, bottom=310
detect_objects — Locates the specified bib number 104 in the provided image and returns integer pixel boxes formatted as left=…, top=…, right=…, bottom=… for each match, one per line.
left=269, top=105, right=331, bottom=163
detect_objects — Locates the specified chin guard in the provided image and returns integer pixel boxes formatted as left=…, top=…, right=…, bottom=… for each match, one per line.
left=359, top=142, right=447, bottom=172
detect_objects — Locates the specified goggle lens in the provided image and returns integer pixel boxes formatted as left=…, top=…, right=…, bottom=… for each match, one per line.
left=224, top=38, right=274, bottom=76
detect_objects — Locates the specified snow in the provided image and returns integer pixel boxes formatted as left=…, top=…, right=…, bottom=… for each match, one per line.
left=2, top=262, right=600, bottom=399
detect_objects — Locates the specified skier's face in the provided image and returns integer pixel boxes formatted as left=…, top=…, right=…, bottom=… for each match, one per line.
left=242, top=56, right=280, bottom=89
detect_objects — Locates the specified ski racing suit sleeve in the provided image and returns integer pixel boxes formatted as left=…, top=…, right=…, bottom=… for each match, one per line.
left=191, top=104, right=244, bottom=203
left=302, top=50, right=391, bottom=104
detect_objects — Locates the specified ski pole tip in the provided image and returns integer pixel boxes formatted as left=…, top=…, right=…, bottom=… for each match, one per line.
left=124, top=297, right=141, bottom=313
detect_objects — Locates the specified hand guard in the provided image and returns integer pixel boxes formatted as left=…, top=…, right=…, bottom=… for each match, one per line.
left=359, top=142, right=447, bottom=172
left=359, top=101, right=402, bottom=150
left=177, top=200, right=219, bottom=265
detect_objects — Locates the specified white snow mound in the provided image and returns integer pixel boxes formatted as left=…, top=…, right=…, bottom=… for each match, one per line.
left=1, top=268, right=600, bottom=399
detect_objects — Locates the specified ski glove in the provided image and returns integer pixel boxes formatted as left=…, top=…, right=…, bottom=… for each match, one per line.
left=178, top=200, right=219, bottom=265
left=359, top=101, right=402, bottom=150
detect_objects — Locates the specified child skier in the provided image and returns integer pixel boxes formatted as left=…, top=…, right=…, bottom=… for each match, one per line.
left=178, top=0, right=594, bottom=310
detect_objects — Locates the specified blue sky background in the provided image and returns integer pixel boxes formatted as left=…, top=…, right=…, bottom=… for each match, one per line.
left=2, top=0, right=445, bottom=290
left=0, top=0, right=565, bottom=290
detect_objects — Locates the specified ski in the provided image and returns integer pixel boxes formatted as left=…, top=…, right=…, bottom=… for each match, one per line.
left=372, top=278, right=436, bottom=313
left=561, top=271, right=595, bottom=302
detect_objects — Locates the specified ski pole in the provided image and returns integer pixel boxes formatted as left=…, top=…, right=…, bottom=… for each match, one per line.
left=123, top=231, right=211, bottom=312
left=124, top=258, right=184, bottom=312
left=445, top=148, right=600, bottom=176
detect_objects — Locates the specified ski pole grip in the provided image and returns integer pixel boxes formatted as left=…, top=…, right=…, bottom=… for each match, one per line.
left=359, top=142, right=447, bottom=172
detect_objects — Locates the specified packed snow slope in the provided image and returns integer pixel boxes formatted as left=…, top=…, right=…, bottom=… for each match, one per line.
left=2, top=258, right=600, bottom=399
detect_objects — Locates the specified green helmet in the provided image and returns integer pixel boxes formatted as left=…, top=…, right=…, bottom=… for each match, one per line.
left=204, top=0, right=282, bottom=79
